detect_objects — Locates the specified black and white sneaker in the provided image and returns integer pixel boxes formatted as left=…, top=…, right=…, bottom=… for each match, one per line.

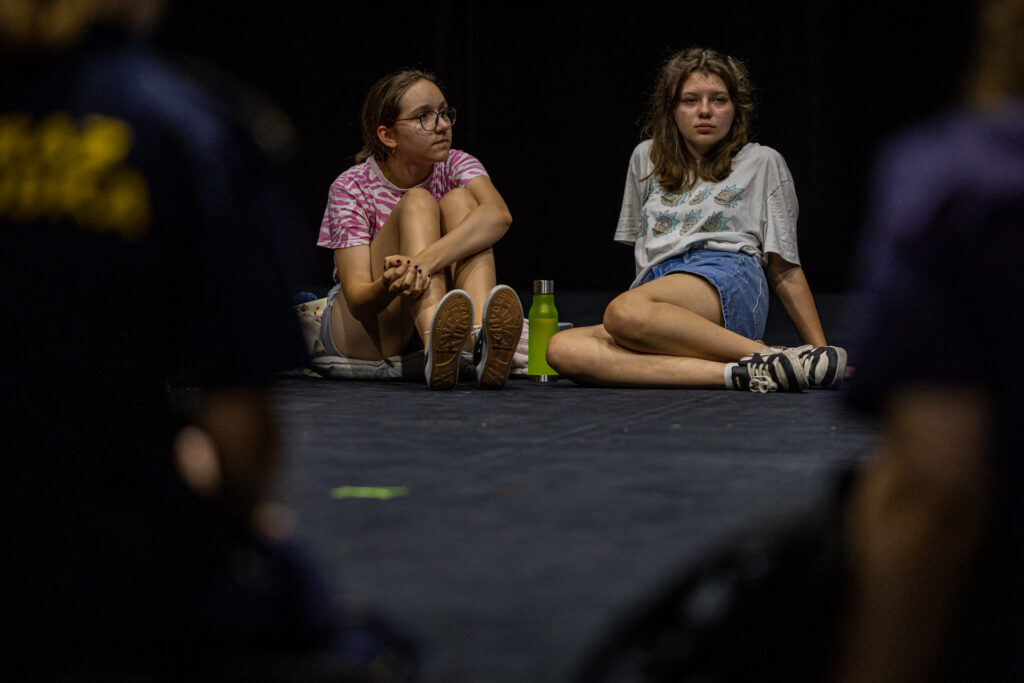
left=473, top=284, right=524, bottom=389
left=425, top=289, right=473, bottom=390
left=728, top=350, right=808, bottom=393
left=791, top=345, right=847, bottom=389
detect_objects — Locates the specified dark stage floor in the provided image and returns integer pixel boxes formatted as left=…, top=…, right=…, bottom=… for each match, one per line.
left=269, top=290, right=876, bottom=682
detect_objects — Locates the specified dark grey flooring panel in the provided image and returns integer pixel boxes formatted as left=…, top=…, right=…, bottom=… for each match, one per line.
left=270, top=376, right=877, bottom=683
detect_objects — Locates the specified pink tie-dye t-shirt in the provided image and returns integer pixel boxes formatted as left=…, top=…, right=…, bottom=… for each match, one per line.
left=317, top=150, right=488, bottom=251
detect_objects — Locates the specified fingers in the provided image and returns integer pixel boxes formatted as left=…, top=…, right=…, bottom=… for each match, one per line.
left=383, top=255, right=431, bottom=297
left=396, top=262, right=424, bottom=295
left=382, top=256, right=410, bottom=293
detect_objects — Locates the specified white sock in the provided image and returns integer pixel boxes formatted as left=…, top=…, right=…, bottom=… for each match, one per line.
left=723, top=363, right=739, bottom=389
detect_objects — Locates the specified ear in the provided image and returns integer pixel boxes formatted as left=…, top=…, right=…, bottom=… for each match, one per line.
left=376, top=124, right=398, bottom=154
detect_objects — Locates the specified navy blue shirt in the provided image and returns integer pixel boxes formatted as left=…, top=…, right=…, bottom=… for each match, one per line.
left=1, top=27, right=306, bottom=468
left=845, top=102, right=1024, bottom=405
left=1, top=27, right=311, bottom=664
left=843, top=101, right=1024, bottom=679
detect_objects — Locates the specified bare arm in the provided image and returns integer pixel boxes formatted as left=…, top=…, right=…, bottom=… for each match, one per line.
left=334, top=243, right=432, bottom=323
left=333, top=244, right=400, bottom=322
left=764, top=252, right=828, bottom=346
left=409, top=176, right=512, bottom=277
left=832, top=385, right=993, bottom=683
left=174, top=385, right=280, bottom=532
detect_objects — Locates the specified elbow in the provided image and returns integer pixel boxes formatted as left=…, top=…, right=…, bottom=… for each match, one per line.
left=347, top=300, right=374, bottom=324
left=764, top=254, right=799, bottom=289
left=764, top=266, right=789, bottom=291
left=343, top=287, right=380, bottom=324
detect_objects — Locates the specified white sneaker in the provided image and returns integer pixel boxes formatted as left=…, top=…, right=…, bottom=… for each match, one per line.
left=425, top=289, right=473, bottom=390
left=473, top=285, right=524, bottom=389
left=728, top=350, right=809, bottom=393
left=791, top=345, right=848, bottom=389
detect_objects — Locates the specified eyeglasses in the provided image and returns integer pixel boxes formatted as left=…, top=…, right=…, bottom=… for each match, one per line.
left=393, top=107, right=457, bottom=131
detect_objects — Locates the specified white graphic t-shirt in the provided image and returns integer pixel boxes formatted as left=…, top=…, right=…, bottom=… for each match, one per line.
left=614, top=140, right=801, bottom=288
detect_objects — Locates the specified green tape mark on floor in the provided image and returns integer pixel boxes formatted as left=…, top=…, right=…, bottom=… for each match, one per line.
left=331, top=486, right=410, bottom=500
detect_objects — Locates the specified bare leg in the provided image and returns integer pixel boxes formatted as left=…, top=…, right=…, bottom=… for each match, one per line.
left=329, top=188, right=447, bottom=359
left=546, top=272, right=780, bottom=388
left=604, top=273, right=765, bottom=361
left=547, top=324, right=728, bottom=387
left=439, top=187, right=497, bottom=327
left=369, top=189, right=450, bottom=344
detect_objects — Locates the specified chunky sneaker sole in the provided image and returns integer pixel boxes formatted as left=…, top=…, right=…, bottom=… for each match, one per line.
left=474, top=285, right=524, bottom=389
left=735, top=349, right=809, bottom=393
left=791, top=344, right=847, bottom=389
left=425, top=289, right=473, bottom=390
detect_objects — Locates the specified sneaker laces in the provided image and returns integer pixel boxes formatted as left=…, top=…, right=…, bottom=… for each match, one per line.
left=740, top=349, right=807, bottom=392
left=748, top=375, right=776, bottom=393
left=743, top=358, right=779, bottom=393
left=789, top=344, right=816, bottom=373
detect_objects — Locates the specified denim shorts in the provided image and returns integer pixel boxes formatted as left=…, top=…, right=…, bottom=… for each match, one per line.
left=641, top=249, right=768, bottom=340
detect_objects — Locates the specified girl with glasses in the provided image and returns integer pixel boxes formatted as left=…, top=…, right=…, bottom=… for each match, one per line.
left=316, top=68, right=522, bottom=390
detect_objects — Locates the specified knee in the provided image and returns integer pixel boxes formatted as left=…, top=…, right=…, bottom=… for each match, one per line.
left=392, top=187, right=440, bottom=236
left=439, top=187, right=477, bottom=213
left=439, top=187, right=477, bottom=231
left=395, top=187, right=440, bottom=220
left=602, top=294, right=645, bottom=345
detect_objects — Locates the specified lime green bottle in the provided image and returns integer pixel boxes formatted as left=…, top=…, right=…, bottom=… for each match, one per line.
left=528, top=279, right=558, bottom=382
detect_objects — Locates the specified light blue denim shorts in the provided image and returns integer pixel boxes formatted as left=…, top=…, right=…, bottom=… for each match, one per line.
left=641, top=249, right=768, bottom=340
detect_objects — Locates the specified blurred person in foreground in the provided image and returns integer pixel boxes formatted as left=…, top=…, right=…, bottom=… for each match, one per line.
left=0, top=0, right=412, bottom=679
left=834, top=0, right=1024, bottom=679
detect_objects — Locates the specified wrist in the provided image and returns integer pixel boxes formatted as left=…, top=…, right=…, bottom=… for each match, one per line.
left=378, top=275, right=396, bottom=302
left=413, top=248, right=444, bottom=278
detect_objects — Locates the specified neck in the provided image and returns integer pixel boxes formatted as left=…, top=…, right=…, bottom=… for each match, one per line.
left=684, top=141, right=707, bottom=162
left=378, top=154, right=432, bottom=189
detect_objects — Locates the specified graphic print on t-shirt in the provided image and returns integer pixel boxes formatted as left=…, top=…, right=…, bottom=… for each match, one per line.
left=714, top=185, right=744, bottom=208
left=644, top=178, right=746, bottom=239
left=699, top=211, right=733, bottom=233
left=688, top=187, right=712, bottom=205
left=652, top=211, right=680, bottom=236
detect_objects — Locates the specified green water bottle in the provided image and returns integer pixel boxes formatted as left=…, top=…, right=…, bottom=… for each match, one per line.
left=528, top=279, right=559, bottom=382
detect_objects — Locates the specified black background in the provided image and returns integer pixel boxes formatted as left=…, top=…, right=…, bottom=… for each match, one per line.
left=156, top=1, right=978, bottom=294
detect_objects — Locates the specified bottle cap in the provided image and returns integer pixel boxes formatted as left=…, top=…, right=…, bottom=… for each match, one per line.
left=533, top=279, right=554, bottom=294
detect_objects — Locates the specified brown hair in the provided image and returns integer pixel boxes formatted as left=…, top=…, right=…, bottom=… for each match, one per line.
left=355, top=68, right=442, bottom=164
left=642, top=47, right=755, bottom=191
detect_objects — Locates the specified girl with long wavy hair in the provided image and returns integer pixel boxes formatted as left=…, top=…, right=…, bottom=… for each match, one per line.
left=548, top=47, right=845, bottom=392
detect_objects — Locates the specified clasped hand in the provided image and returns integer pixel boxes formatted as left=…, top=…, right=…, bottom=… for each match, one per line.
left=382, top=255, right=431, bottom=298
